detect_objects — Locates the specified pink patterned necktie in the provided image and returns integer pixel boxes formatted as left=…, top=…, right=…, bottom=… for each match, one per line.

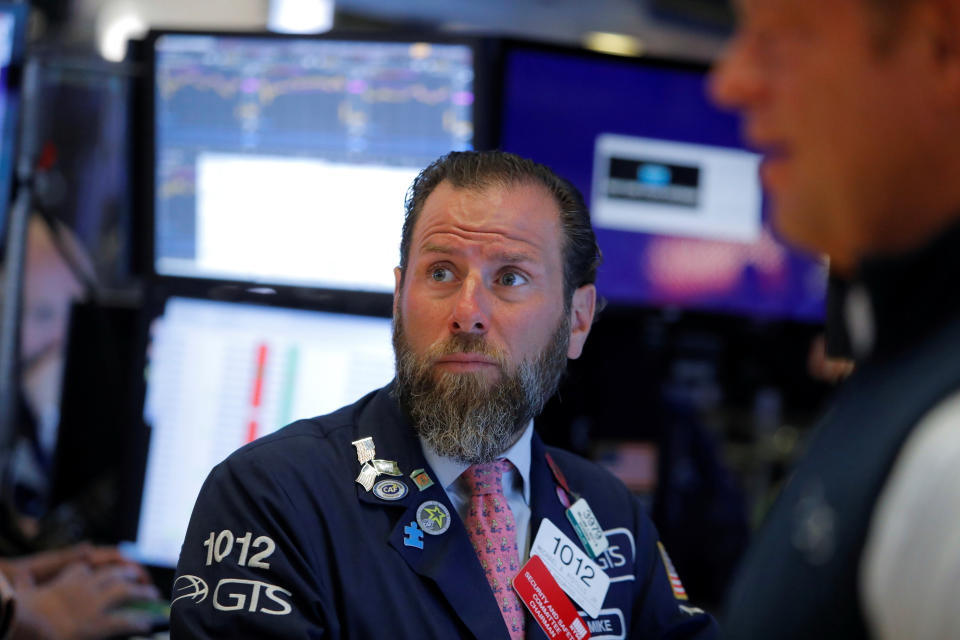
left=463, top=459, right=526, bottom=640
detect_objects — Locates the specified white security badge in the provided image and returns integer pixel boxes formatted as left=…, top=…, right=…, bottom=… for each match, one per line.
left=531, top=518, right=611, bottom=619
left=566, top=498, right=609, bottom=559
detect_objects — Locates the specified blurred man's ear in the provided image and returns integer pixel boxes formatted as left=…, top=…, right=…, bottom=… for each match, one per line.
left=566, top=284, right=596, bottom=359
left=918, top=0, right=960, bottom=104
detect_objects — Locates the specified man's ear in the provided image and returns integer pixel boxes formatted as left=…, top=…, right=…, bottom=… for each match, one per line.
left=918, top=0, right=960, bottom=105
left=567, top=284, right=596, bottom=359
left=393, top=267, right=402, bottom=318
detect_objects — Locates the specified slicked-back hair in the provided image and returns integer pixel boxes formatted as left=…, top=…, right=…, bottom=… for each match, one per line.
left=398, top=150, right=602, bottom=308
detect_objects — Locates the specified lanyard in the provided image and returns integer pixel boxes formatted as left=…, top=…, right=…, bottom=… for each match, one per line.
left=544, top=451, right=579, bottom=507
left=544, top=451, right=610, bottom=559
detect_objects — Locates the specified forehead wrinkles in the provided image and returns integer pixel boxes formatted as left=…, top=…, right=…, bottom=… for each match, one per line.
left=410, top=181, right=563, bottom=268
left=417, top=226, right=546, bottom=255
left=414, top=207, right=557, bottom=256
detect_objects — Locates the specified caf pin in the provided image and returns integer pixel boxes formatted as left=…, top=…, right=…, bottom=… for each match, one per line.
left=372, top=479, right=408, bottom=501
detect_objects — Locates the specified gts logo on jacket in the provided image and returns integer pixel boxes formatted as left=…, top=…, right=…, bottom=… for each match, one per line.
left=595, top=529, right=636, bottom=581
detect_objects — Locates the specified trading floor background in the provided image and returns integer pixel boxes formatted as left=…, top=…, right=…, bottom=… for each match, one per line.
left=0, top=0, right=840, bottom=635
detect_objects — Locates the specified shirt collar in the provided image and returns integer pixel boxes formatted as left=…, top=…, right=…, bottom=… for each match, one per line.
left=420, top=420, right=533, bottom=505
left=849, top=216, right=960, bottom=360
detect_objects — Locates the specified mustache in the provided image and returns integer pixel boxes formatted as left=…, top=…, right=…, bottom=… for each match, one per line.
left=425, top=333, right=509, bottom=369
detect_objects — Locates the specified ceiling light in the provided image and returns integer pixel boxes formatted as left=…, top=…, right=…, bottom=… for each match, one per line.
left=583, top=32, right=644, bottom=57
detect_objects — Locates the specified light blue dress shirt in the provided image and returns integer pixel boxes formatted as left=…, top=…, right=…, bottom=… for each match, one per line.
left=420, top=421, right=534, bottom=560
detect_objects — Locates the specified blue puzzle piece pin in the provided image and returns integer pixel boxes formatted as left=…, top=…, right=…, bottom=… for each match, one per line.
left=403, top=521, right=424, bottom=549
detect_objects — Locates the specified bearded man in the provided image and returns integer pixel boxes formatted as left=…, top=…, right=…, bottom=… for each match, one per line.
left=170, top=151, right=716, bottom=639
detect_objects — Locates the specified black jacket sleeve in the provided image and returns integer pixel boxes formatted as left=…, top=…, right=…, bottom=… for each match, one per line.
left=169, top=451, right=339, bottom=639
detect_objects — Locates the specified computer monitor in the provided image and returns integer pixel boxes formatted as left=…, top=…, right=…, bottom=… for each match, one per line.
left=146, top=31, right=483, bottom=292
left=498, top=42, right=826, bottom=322
left=122, top=296, right=395, bottom=568
left=0, top=1, right=27, bottom=248
left=29, top=54, right=132, bottom=283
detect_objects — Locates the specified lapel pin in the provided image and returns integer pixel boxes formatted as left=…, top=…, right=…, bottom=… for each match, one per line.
left=356, top=462, right=378, bottom=492
left=403, top=521, right=424, bottom=549
left=410, top=468, right=434, bottom=491
left=373, top=479, right=408, bottom=501
left=373, top=459, right=402, bottom=476
left=416, top=500, right=451, bottom=536
left=351, top=437, right=376, bottom=465
left=351, top=437, right=404, bottom=491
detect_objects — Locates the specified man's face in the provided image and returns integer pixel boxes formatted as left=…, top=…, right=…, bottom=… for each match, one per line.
left=392, top=179, right=595, bottom=462
left=710, top=0, right=943, bottom=271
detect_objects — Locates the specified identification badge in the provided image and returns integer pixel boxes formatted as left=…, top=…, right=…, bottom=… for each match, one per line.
left=530, top=518, right=610, bottom=619
left=514, top=555, right=591, bottom=640
left=566, top=499, right=609, bottom=559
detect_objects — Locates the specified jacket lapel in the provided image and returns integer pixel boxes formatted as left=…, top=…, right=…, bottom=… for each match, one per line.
left=353, top=386, right=511, bottom=640
left=524, top=434, right=591, bottom=640
left=387, top=487, right=511, bottom=640
left=528, top=433, right=581, bottom=554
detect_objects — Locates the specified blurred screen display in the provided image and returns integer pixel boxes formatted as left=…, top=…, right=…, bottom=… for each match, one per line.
left=0, top=4, right=23, bottom=244
left=500, top=46, right=826, bottom=322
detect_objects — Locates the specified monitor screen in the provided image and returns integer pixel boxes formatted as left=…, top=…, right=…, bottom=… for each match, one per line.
left=31, top=56, right=131, bottom=284
left=0, top=2, right=26, bottom=248
left=499, top=45, right=826, bottom=322
left=150, top=32, right=476, bottom=291
left=124, top=296, right=395, bottom=568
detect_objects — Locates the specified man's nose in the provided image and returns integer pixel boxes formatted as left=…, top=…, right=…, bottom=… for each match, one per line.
left=449, top=275, right=489, bottom=335
left=708, top=34, right=766, bottom=111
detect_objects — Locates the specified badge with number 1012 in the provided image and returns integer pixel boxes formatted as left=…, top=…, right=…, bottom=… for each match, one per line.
left=530, top=518, right=610, bottom=619
left=202, top=529, right=277, bottom=570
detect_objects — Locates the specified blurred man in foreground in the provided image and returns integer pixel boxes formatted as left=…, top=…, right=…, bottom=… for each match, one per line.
left=711, top=0, right=960, bottom=637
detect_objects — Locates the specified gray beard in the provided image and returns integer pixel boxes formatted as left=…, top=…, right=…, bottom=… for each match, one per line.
left=392, top=312, right=570, bottom=464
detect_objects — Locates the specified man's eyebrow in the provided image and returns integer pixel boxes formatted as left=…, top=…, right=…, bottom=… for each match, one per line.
left=420, top=244, right=537, bottom=264
left=492, top=250, right=537, bottom=264
left=421, top=243, right=454, bottom=255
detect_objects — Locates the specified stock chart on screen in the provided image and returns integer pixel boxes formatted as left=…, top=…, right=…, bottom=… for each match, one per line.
left=127, top=296, right=395, bottom=567
left=151, top=34, right=475, bottom=291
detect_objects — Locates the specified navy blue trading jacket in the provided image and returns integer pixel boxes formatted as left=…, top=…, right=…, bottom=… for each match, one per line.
left=170, top=384, right=717, bottom=639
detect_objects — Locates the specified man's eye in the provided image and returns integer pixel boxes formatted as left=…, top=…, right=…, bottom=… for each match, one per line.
left=499, top=271, right=528, bottom=287
left=430, top=267, right=454, bottom=283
